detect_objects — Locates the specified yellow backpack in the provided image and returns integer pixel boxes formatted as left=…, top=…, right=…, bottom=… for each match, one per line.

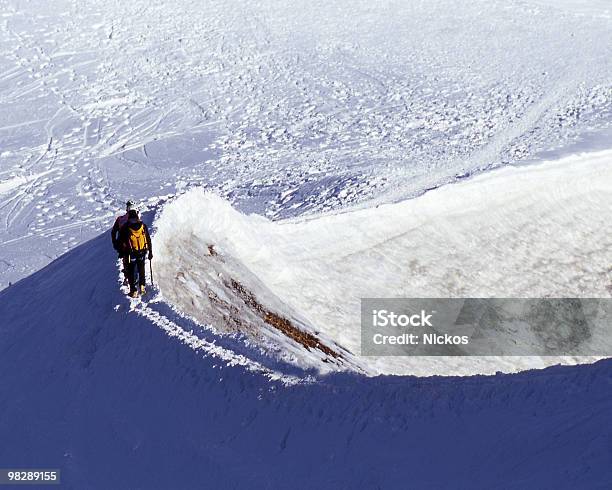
left=128, top=224, right=147, bottom=251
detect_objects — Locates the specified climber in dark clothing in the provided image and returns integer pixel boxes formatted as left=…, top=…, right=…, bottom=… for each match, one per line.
left=118, top=209, right=153, bottom=298
left=111, top=200, right=135, bottom=284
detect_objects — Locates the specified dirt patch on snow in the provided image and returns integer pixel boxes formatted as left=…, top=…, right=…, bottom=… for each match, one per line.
left=229, top=278, right=342, bottom=360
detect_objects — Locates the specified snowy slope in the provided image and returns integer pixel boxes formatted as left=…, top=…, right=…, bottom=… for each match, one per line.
left=1, top=0, right=612, bottom=287
left=2, top=0, right=612, bottom=487
left=1, top=232, right=611, bottom=489
left=154, top=150, right=612, bottom=376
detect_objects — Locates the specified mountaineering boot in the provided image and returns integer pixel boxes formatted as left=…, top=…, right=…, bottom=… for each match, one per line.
left=129, top=289, right=139, bottom=298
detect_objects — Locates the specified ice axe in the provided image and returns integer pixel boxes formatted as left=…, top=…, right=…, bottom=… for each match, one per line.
left=149, top=257, right=154, bottom=286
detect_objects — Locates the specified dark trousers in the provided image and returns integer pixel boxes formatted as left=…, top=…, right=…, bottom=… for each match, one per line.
left=121, top=256, right=129, bottom=280
left=127, top=253, right=146, bottom=291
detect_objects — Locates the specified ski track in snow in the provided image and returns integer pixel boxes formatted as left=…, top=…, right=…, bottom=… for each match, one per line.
left=1, top=0, right=612, bottom=287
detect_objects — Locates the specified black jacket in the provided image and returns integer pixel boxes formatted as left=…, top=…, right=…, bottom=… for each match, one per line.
left=111, top=214, right=128, bottom=250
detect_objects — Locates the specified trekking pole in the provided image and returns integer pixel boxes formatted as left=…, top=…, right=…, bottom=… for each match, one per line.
left=149, top=258, right=154, bottom=286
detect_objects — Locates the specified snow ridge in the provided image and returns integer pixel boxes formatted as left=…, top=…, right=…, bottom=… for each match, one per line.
left=153, top=151, right=612, bottom=376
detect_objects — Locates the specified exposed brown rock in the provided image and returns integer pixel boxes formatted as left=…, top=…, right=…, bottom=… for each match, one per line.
left=229, top=278, right=341, bottom=359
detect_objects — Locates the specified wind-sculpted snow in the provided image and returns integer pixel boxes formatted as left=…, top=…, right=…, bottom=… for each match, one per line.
left=0, top=230, right=611, bottom=488
left=154, top=151, right=612, bottom=376
left=1, top=0, right=612, bottom=286
left=2, top=1, right=612, bottom=485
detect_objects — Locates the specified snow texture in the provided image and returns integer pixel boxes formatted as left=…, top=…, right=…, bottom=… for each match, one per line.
left=1, top=0, right=612, bottom=486
left=154, top=150, right=612, bottom=376
left=1, top=0, right=612, bottom=287
left=0, top=232, right=611, bottom=489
